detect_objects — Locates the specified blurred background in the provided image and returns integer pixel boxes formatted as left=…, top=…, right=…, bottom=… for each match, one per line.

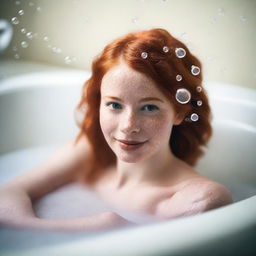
left=0, top=0, right=255, bottom=89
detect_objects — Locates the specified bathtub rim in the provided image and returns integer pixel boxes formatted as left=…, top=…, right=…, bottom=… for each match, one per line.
left=2, top=195, right=255, bottom=256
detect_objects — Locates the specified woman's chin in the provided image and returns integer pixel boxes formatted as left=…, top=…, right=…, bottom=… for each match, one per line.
left=116, top=151, right=150, bottom=163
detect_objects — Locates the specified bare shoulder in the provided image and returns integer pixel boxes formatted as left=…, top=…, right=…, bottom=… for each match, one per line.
left=156, top=177, right=233, bottom=219
left=2, top=134, right=92, bottom=200
left=180, top=177, right=233, bottom=208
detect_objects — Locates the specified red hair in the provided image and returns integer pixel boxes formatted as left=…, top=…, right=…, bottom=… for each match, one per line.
left=75, top=28, right=212, bottom=183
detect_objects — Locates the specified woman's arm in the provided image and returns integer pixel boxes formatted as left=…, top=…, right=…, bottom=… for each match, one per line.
left=0, top=135, right=131, bottom=232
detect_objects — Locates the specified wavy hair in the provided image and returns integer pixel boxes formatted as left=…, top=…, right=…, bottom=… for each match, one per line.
left=75, top=28, right=212, bottom=183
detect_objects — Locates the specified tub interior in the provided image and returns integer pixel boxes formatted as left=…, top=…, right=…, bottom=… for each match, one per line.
left=0, top=73, right=255, bottom=217
left=0, top=64, right=256, bottom=255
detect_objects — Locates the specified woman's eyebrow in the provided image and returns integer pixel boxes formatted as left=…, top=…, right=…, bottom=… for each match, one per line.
left=139, top=97, right=164, bottom=103
left=103, top=96, right=164, bottom=103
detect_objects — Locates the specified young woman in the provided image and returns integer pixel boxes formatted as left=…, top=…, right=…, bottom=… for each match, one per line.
left=0, top=28, right=233, bottom=232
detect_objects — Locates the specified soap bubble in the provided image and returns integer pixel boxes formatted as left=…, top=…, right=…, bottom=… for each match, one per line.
left=181, top=32, right=188, bottom=40
left=175, top=88, right=191, bottom=104
left=52, top=47, right=62, bottom=53
left=43, top=36, right=49, bottom=41
left=240, top=15, right=247, bottom=23
left=21, top=41, right=29, bottom=48
left=11, top=17, right=19, bottom=25
left=190, top=113, right=199, bottom=122
left=196, top=86, right=202, bottom=92
left=141, top=52, right=148, bottom=59
left=176, top=74, right=183, bottom=82
left=175, top=48, right=186, bottom=58
left=191, top=65, right=200, bottom=76
left=26, top=32, right=33, bottom=39
left=64, top=56, right=72, bottom=64
left=18, top=10, right=24, bottom=16
left=197, top=100, right=203, bottom=106
left=14, top=54, right=20, bottom=59
left=131, top=17, right=139, bottom=23
left=218, top=8, right=225, bottom=16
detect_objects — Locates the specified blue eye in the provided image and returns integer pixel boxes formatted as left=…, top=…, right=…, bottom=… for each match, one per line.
left=106, top=102, right=122, bottom=109
left=142, top=105, right=159, bottom=111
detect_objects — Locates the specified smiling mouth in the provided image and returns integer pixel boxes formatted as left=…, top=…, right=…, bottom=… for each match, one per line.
left=116, top=139, right=147, bottom=151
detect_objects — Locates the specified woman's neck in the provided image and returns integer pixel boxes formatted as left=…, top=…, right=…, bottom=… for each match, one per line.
left=114, top=145, right=177, bottom=189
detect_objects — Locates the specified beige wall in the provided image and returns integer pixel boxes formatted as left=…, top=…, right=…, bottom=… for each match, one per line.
left=0, top=0, right=255, bottom=89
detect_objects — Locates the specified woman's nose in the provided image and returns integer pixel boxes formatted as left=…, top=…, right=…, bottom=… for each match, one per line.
left=120, top=111, right=140, bottom=134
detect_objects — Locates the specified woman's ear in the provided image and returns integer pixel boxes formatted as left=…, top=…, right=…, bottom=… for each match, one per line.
left=173, top=113, right=184, bottom=126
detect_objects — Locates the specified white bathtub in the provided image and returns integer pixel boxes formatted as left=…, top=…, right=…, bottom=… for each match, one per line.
left=0, top=60, right=255, bottom=256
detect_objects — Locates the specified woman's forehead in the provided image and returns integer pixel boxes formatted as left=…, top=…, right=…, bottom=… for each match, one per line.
left=101, top=62, right=163, bottom=97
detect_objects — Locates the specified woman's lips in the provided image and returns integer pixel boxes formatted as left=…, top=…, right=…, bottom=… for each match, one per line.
left=116, top=139, right=147, bottom=151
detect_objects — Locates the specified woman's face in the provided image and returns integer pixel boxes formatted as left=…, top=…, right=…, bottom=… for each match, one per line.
left=100, top=60, right=180, bottom=163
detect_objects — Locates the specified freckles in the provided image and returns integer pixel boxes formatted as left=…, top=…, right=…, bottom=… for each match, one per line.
left=143, top=116, right=171, bottom=136
left=100, top=110, right=117, bottom=136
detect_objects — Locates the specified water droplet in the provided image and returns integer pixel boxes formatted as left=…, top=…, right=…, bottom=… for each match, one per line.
left=141, top=52, right=148, bottom=59
left=14, top=54, right=20, bottom=59
left=175, top=48, right=186, bottom=58
left=175, top=88, right=191, bottom=104
left=29, top=2, right=35, bottom=7
left=12, top=46, right=18, bottom=51
left=191, top=65, right=200, bottom=76
left=163, top=46, right=169, bottom=53
left=18, top=10, right=24, bottom=15
left=176, top=74, right=182, bottom=82
left=21, top=41, right=29, bottom=48
left=190, top=113, right=199, bottom=122
left=64, top=56, right=72, bottom=64
left=43, top=36, right=49, bottom=41
left=15, top=1, right=21, bottom=5
left=37, top=6, right=42, bottom=12
left=26, top=32, right=33, bottom=39
left=11, top=17, right=19, bottom=25
left=196, top=86, right=202, bottom=92
left=21, top=28, right=27, bottom=34
left=197, top=100, right=203, bottom=106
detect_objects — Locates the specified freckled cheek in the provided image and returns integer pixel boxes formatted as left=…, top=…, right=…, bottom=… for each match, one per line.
left=99, top=110, right=117, bottom=138
left=142, top=117, right=172, bottom=141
